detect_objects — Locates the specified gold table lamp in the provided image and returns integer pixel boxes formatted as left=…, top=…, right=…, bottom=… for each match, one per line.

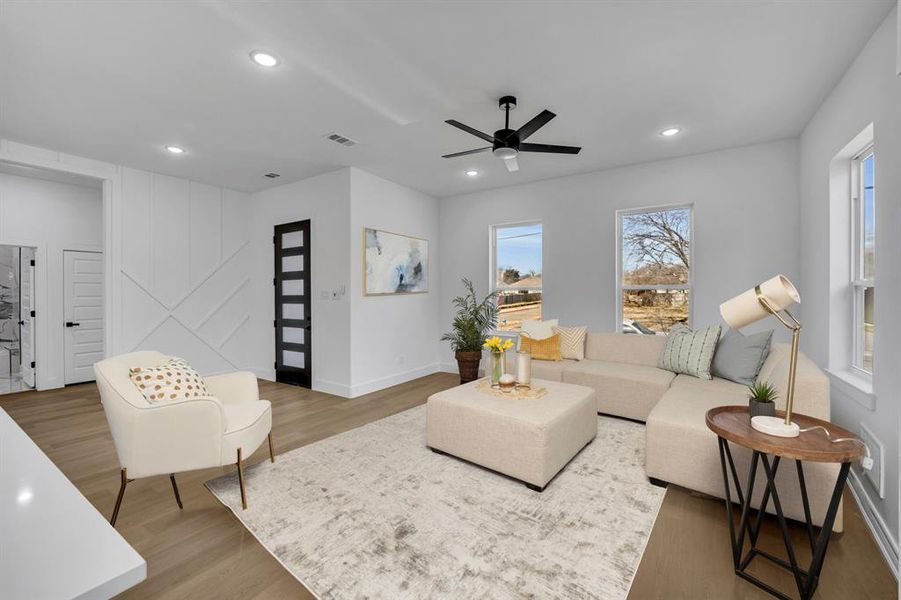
left=720, top=275, right=802, bottom=438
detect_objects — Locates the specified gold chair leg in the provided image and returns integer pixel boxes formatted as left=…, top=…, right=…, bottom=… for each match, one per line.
left=268, top=433, right=275, bottom=463
left=110, top=468, right=128, bottom=526
left=170, top=474, right=183, bottom=510
left=236, top=448, right=247, bottom=510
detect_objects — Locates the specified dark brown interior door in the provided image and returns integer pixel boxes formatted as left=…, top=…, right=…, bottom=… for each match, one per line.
left=274, top=220, right=311, bottom=387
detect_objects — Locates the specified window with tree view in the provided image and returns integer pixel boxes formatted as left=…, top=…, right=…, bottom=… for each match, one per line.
left=618, top=206, right=691, bottom=334
left=492, top=222, right=542, bottom=332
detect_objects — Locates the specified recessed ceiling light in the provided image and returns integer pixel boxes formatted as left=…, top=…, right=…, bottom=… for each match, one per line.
left=660, top=127, right=681, bottom=137
left=164, top=145, right=185, bottom=154
left=250, top=50, right=279, bottom=67
left=465, top=170, right=479, bottom=177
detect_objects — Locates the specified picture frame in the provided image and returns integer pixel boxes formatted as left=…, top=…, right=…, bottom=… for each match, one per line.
left=362, top=228, right=429, bottom=296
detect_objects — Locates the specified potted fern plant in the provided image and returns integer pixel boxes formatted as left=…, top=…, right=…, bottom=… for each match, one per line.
left=441, top=278, right=499, bottom=384
left=748, top=381, right=778, bottom=419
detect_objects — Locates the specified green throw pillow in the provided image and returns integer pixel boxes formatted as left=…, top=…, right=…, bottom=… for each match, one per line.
left=711, top=328, right=773, bottom=386
left=658, top=324, right=722, bottom=380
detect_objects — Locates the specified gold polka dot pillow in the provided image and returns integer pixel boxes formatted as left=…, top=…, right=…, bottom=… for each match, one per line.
left=129, top=358, right=212, bottom=404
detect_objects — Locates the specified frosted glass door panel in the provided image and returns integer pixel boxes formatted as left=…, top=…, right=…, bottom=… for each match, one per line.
left=283, top=350, right=305, bottom=368
left=283, top=328, right=305, bottom=344
left=283, top=303, right=305, bottom=320
left=283, top=279, right=304, bottom=295
left=282, top=230, right=304, bottom=248
left=282, top=255, right=304, bottom=273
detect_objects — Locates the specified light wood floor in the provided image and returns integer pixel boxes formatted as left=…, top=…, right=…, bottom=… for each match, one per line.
left=1, top=375, right=895, bottom=599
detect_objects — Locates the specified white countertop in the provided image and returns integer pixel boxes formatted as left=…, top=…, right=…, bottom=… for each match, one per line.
left=0, top=407, right=146, bottom=600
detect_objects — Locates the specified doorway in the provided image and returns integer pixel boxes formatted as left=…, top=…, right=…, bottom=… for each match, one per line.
left=64, top=250, right=104, bottom=384
left=0, top=245, right=36, bottom=394
left=274, top=220, right=311, bottom=388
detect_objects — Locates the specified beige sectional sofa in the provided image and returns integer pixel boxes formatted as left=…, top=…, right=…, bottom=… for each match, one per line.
left=510, top=332, right=842, bottom=530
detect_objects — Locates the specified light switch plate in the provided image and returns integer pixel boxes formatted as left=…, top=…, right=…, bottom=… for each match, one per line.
left=858, top=422, right=884, bottom=498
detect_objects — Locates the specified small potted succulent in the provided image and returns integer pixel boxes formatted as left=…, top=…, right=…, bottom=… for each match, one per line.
left=747, top=381, right=778, bottom=418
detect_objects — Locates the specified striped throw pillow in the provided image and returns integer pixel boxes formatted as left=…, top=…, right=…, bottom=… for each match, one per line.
left=553, top=325, right=587, bottom=360
left=658, top=324, right=721, bottom=380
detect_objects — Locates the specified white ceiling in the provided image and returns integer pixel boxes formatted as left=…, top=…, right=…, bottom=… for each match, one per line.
left=0, top=1, right=893, bottom=197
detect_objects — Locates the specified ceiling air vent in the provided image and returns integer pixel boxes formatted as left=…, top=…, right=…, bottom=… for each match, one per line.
left=264, top=172, right=280, bottom=179
left=324, top=132, right=358, bottom=147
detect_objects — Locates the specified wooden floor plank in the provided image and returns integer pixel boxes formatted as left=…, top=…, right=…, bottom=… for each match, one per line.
left=1, top=375, right=895, bottom=599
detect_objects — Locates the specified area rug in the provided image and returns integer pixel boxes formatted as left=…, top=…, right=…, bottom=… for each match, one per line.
left=205, top=406, right=665, bottom=599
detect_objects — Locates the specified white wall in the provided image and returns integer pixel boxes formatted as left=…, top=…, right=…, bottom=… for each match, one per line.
left=248, top=169, right=352, bottom=395
left=799, top=8, right=900, bottom=572
left=118, top=168, right=254, bottom=376
left=437, top=139, right=800, bottom=367
left=0, top=172, right=102, bottom=389
left=349, top=168, right=440, bottom=397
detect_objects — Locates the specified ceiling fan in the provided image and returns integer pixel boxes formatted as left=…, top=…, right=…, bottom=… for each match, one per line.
left=442, top=95, right=581, bottom=172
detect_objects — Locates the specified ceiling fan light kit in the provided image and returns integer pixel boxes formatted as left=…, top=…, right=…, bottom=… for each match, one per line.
left=443, top=96, right=581, bottom=171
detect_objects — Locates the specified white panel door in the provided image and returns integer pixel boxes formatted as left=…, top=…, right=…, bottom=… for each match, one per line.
left=19, top=247, right=35, bottom=388
left=64, top=251, right=104, bottom=384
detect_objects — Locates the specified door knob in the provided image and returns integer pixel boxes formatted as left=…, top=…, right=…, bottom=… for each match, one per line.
left=65, top=322, right=81, bottom=328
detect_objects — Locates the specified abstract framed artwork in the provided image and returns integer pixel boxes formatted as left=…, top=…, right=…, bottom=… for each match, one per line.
left=363, top=228, right=429, bottom=295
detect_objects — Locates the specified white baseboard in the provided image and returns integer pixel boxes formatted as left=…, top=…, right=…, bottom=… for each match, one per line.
left=438, top=362, right=458, bottom=374
left=348, top=363, right=442, bottom=398
left=248, top=367, right=275, bottom=381
left=248, top=366, right=352, bottom=398
left=848, top=469, right=899, bottom=579
left=314, top=379, right=352, bottom=398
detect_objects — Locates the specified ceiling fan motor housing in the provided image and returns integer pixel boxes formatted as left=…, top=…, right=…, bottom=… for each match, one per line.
left=493, top=128, right=519, bottom=158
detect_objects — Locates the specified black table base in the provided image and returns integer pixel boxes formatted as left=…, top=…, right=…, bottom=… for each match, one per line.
left=716, top=436, right=851, bottom=600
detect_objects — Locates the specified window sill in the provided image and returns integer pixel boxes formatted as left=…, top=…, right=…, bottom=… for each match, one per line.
left=826, top=368, right=875, bottom=411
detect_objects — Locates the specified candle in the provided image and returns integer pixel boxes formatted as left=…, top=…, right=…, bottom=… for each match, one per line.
left=516, top=351, right=531, bottom=386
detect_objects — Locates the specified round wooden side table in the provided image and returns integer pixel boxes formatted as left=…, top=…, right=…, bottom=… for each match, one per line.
left=706, top=406, right=865, bottom=600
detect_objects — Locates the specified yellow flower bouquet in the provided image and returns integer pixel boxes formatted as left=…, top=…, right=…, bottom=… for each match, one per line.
left=483, top=336, right=514, bottom=354
left=483, top=336, right=513, bottom=385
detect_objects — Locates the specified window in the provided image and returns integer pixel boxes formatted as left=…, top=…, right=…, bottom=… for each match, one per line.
left=491, top=222, right=542, bottom=332
left=851, top=148, right=875, bottom=374
left=618, top=205, right=691, bottom=334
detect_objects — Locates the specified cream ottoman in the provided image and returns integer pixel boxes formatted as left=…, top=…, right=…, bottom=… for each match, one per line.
left=426, top=378, right=597, bottom=491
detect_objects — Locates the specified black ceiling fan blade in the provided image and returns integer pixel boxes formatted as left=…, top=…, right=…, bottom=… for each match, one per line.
left=445, top=120, right=495, bottom=143
left=442, top=147, right=491, bottom=158
left=519, top=142, right=581, bottom=154
left=514, top=110, right=556, bottom=141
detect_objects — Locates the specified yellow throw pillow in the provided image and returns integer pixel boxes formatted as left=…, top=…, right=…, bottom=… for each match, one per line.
left=520, top=333, right=562, bottom=361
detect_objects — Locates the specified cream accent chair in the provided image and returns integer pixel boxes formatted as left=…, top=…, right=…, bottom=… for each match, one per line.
left=94, top=351, right=274, bottom=525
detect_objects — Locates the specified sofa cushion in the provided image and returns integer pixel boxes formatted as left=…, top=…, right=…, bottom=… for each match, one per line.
left=668, top=373, right=749, bottom=399
left=562, top=360, right=675, bottom=421
left=512, top=358, right=574, bottom=382
left=658, top=324, right=721, bottom=380
left=584, top=332, right=666, bottom=366
left=711, top=328, right=773, bottom=386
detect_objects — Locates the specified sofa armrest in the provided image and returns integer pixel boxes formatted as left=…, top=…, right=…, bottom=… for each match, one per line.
left=204, top=371, right=260, bottom=405
left=786, top=353, right=831, bottom=421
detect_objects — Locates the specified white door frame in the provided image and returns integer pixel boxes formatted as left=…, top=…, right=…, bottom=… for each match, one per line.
left=0, top=143, right=117, bottom=391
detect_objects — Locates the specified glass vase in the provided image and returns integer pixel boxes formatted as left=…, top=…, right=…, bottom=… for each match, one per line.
left=489, top=352, right=506, bottom=386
